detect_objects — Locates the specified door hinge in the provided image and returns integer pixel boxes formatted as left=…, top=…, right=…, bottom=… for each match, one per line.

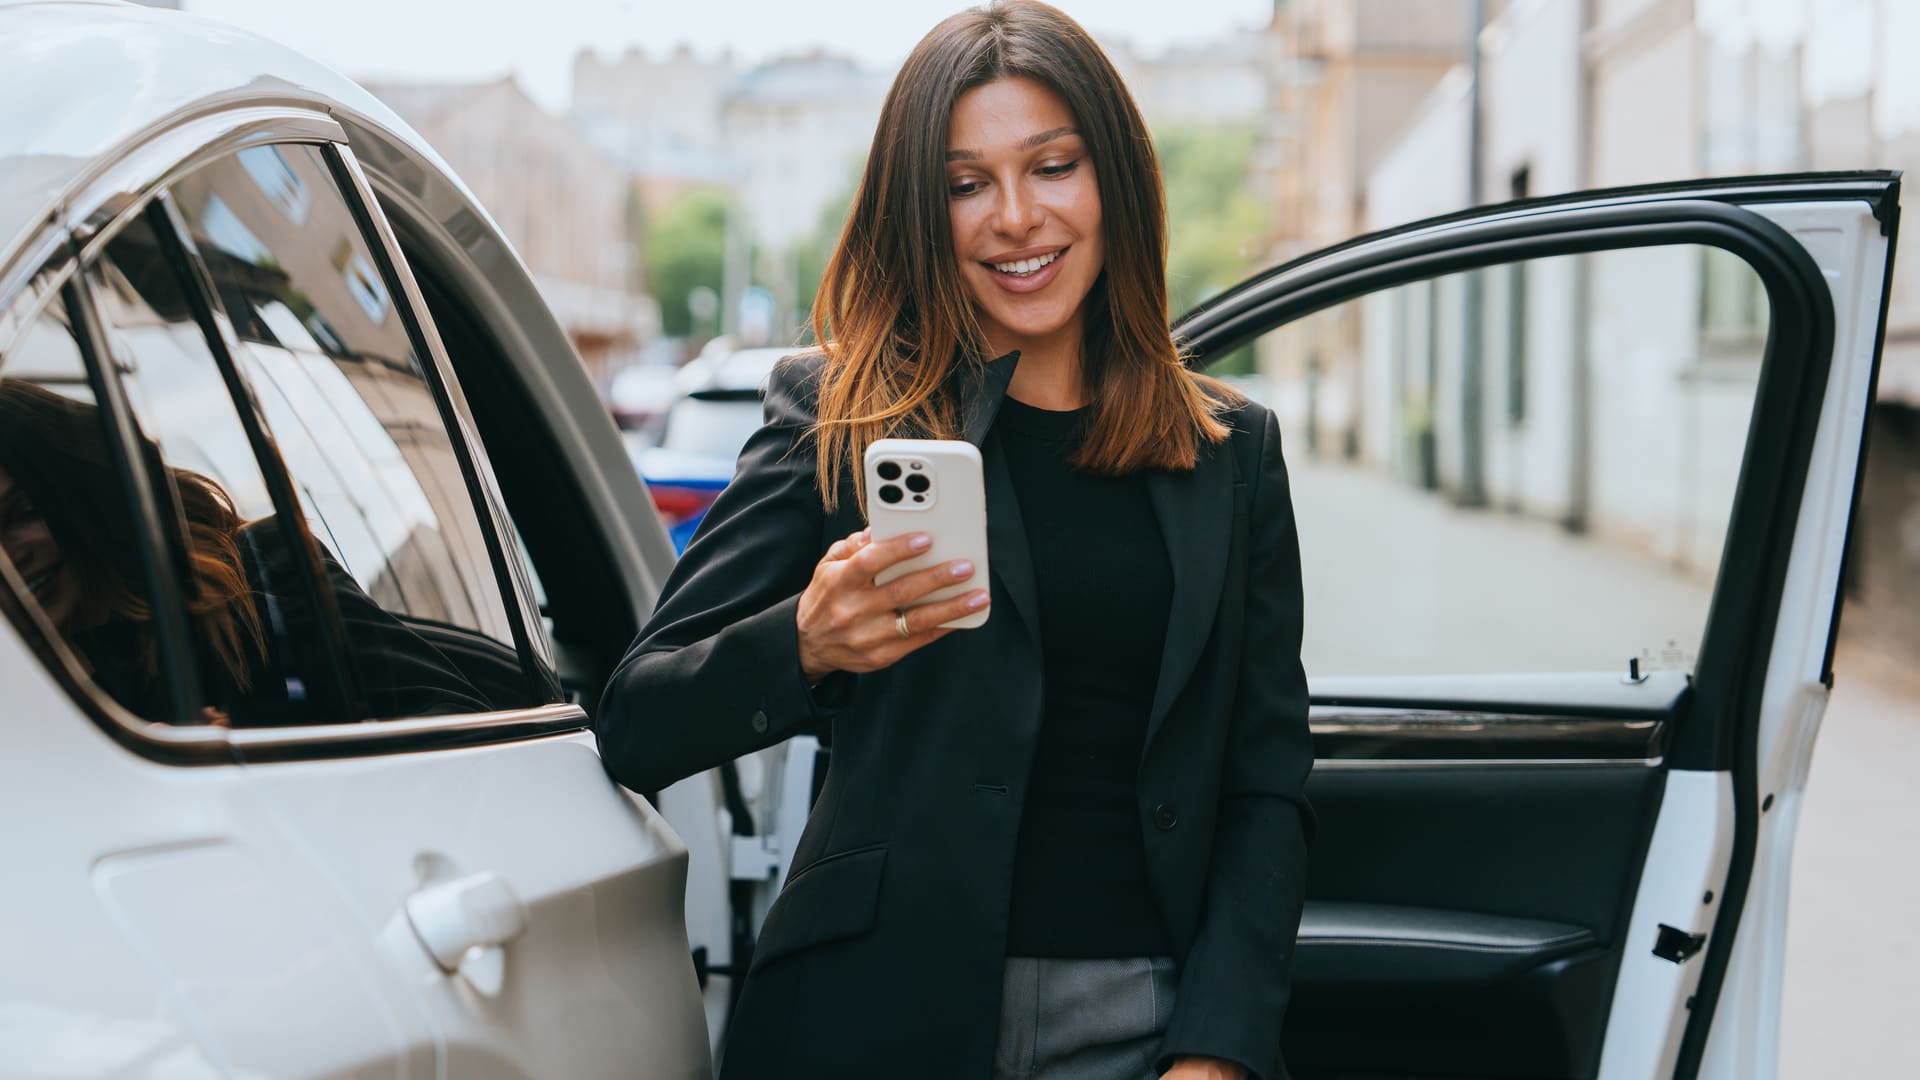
left=730, top=834, right=783, bottom=881
left=1653, top=923, right=1707, bottom=964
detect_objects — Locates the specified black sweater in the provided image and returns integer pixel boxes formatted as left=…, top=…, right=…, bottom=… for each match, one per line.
left=996, top=396, right=1174, bottom=958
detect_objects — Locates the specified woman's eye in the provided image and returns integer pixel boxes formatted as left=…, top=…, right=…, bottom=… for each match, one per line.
left=1038, top=161, right=1080, bottom=177
left=0, top=498, right=33, bottom=529
left=949, top=179, right=984, bottom=198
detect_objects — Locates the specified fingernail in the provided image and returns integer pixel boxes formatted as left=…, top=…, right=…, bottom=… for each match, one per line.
left=950, top=560, right=973, bottom=578
left=856, top=529, right=871, bottom=542
left=966, top=591, right=990, bottom=610
left=908, top=533, right=932, bottom=551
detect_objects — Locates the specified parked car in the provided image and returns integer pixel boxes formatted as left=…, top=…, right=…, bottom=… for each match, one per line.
left=607, top=360, right=682, bottom=442
left=0, top=2, right=707, bottom=1076
left=0, top=3, right=1901, bottom=1078
left=634, top=346, right=791, bottom=551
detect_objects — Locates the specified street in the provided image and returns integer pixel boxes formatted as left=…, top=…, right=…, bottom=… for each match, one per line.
left=1289, top=456, right=1712, bottom=679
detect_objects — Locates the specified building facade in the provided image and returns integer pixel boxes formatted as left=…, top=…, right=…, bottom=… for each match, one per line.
left=365, top=77, right=658, bottom=388
left=1258, top=0, right=1472, bottom=466
left=1275, top=0, right=1920, bottom=653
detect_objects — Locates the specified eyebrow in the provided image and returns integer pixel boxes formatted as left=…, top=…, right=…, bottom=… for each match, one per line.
left=946, top=126, right=1080, bottom=162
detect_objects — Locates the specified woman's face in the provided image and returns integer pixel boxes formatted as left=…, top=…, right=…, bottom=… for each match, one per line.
left=0, top=465, right=86, bottom=631
left=946, top=75, right=1104, bottom=358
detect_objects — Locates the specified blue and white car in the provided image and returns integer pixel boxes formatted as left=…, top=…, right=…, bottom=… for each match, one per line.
left=633, top=346, right=790, bottom=551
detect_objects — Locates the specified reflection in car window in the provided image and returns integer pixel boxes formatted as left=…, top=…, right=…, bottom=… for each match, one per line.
left=0, top=296, right=178, bottom=718
left=1249, top=244, right=1763, bottom=678
left=74, top=212, right=493, bottom=725
left=170, top=143, right=540, bottom=713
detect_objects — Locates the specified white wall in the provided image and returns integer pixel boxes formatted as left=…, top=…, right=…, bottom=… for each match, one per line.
left=1475, top=0, right=1583, bottom=519
left=1589, top=21, right=1698, bottom=186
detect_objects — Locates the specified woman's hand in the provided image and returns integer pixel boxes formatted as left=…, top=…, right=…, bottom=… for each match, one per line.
left=796, top=527, right=989, bottom=683
left=1161, top=1058, right=1249, bottom=1080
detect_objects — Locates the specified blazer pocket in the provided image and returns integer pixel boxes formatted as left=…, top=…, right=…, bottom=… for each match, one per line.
left=750, top=845, right=887, bottom=971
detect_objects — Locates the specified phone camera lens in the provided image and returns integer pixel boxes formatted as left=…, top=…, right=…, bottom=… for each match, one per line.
left=912, top=495, right=925, bottom=503
left=878, top=484, right=904, bottom=504
left=905, top=473, right=931, bottom=494
left=877, top=461, right=902, bottom=481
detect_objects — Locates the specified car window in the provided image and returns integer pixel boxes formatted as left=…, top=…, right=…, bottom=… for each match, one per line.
left=76, top=206, right=500, bottom=726
left=1244, top=243, right=1763, bottom=678
left=156, top=142, right=542, bottom=716
left=0, top=285, right=190, bottom=719
left=79, top=212, right=316, bottom=724
left=661, top=396, right=765, bottom=459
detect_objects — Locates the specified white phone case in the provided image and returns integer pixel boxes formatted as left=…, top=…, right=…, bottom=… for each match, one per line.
left=863, top=438, right=991, bottom=629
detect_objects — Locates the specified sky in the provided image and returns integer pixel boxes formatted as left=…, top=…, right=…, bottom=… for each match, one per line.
left=184, top=0, right=1273, bottom=115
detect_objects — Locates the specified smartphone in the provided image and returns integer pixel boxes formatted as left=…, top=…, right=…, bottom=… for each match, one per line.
left=863, top=438, right=991, bottom=630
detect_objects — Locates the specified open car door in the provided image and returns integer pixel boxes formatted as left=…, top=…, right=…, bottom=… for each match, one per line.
left=1172, top=173, right=1898, bottom=1079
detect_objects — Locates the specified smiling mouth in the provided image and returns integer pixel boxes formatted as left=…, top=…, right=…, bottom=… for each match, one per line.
left=988, top=247, right=1065, bottom=276
left=22, top=566, right=57, bottom=597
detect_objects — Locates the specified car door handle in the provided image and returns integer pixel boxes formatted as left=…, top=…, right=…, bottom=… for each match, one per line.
left=405, top=870, right=529, bottom=973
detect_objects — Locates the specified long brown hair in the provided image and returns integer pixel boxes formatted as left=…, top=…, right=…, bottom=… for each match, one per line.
left=808, top=0, right=1235, bottom=510
left=0, top=379, right=265, bottom=694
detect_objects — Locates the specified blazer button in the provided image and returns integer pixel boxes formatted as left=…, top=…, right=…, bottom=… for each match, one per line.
left=1153, top=803, right=1179, bottom=831
left=751, top=710, right=769, bottom=734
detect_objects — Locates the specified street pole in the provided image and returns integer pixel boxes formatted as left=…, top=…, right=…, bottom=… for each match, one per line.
left=1458, top=0, right=1489, bottom=508
left=1566, top=0, right=1595, bottom=534
left=721, top=198, right=750, bottom=339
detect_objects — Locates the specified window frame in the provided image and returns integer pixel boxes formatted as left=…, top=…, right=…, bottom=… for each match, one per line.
left=0, top=108, right=584, bottom=765
left=323, top=140, right=561, bottom=690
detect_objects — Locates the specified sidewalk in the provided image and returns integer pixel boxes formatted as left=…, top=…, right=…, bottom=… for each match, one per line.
left=1781, top=642, right=1920, bottom=1077
left=1288, top=458, right=1712, bottom=678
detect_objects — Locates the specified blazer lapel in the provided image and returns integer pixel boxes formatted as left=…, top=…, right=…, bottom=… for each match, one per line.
left=958, top=352, right=1041, bottom=645
left=1143, top=437, right=1235, bottom=753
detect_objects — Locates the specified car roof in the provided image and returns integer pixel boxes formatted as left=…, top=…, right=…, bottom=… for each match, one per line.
left=0, top=0, right=456, bottom=282
left=708, top=347, right=795, bottom=391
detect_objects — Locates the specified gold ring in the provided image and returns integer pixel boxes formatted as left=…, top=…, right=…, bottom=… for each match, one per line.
left=895, top=611, right=912, bottom=638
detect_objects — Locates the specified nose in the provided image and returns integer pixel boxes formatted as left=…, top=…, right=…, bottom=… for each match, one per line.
left=991, top=178, right=1045, bottom=239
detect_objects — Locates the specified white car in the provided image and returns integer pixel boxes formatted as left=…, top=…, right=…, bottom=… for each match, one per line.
left=633, top=346, right=793, bottom=551
left=0, top=2, right=1901, bottom=1079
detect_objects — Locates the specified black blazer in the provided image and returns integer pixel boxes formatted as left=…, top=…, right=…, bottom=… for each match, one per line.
left=598, top=351, right=1314, bottom=1080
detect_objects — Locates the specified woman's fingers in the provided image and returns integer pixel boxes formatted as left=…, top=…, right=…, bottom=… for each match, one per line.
left=799, top=529, right=986, bottom=678
left=819, top=528, right=871, bottom=565
left=879, top=558, right=976, bottom=610
left=890, top=589, right=990, bottom=640
left=841, top=530, right=932, bottom=581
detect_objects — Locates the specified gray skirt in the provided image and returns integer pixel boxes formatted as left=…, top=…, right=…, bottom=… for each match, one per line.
left=993, top=956, right=1179, bottom=1080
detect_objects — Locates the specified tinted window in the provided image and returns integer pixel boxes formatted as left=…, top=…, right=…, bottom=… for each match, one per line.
left=169, top=144, right=540, bottom=714
left=0, top=290, right=181, bottom=717
left=82, top=209, right=494, bottom=726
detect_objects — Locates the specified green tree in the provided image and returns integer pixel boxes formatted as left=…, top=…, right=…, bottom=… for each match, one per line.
left=646, top=189, right=732, bottom=339
left=1157, top=125, right=1269, bottom=374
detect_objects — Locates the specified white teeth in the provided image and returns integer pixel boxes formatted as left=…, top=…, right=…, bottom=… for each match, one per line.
left=993, top=250, right=1059, bottom=275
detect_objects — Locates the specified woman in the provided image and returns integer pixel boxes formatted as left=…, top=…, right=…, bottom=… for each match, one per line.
left=597, top=3, right=1314, bottom=1078
left=0, top=378, right=270, bottom=722
left=0, top=377, right=493, bottom=725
